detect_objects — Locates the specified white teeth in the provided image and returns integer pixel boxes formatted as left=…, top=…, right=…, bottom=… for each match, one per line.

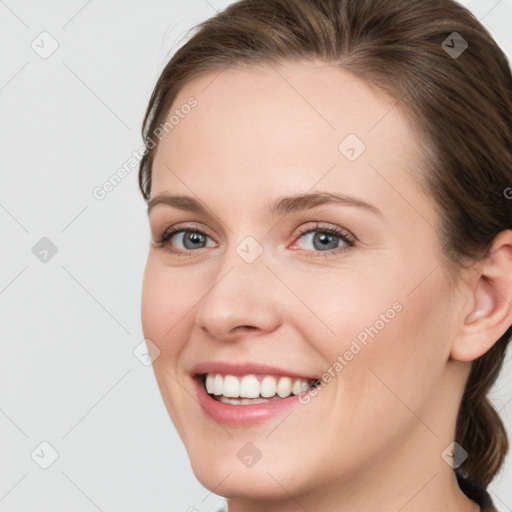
left=223, top=375, right=240, bottom=397
left=203, top=373, right=314, bottom=400
left=213, top=374, right=223, bottom=396
left=277, top=376, right=292, bottom=398
left=206, top=374, right=214, bottom=394
left=240, top=375, right=260, bottom=398
left=219, top=397, right=271, bottom=405
left=260, top=376, right=277, bottom=397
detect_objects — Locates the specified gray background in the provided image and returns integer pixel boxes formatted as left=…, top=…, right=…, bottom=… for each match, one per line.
left=0, top=1, right=511, bottom=511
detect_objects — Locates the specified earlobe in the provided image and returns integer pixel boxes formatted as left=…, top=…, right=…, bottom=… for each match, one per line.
left=451, top=230, right=512, bottom=362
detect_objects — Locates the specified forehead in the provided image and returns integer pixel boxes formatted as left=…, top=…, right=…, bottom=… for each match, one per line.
left=151, top=60, right=427, bottom=222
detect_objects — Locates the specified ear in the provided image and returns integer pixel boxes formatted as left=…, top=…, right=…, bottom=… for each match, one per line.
left=451, top=230, right=512, bottom=362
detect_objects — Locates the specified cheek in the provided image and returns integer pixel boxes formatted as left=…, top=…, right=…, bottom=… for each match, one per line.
left=301, top=254, right=450, bottom=365
left=140, top=258, right=202, bottom=442
left=296, top=262, right=449, bottom=420
left=284, top=263, right=402, bottom=355
left=141, top=257, right=200, bottom=352
left=337, top=272, right=451, bottom=436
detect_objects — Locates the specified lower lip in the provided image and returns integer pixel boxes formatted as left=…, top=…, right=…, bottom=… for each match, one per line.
left=192, top=376, right=304, bottom=426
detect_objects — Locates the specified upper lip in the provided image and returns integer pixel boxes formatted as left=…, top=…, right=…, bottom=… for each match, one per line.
left=190, top=361, right=318, bottom=381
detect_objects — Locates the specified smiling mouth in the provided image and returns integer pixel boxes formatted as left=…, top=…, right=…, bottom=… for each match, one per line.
left=200, top=373, right=320, bottom=405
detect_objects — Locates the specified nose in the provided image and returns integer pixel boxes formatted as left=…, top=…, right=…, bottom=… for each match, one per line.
left=194, top=248, right=283, bottom=341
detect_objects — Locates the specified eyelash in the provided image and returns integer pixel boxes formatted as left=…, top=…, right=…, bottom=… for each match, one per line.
left=151, top=222, right=356, bottom=258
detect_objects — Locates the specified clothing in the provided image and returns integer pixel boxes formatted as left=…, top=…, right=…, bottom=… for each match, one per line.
left=211, top=473, right=497, bottom=511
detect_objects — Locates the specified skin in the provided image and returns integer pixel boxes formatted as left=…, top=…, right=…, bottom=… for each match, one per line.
left=141, top=60, right=512, bottom=512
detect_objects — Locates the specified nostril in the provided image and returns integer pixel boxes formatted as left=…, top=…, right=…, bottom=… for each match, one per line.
left=232, top=325, right=256, bottom=333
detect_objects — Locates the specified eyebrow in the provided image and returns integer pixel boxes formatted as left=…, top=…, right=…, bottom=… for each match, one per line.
left=147, top=191, right=382, bottom=217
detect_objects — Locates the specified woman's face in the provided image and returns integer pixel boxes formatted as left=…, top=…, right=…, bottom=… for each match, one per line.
left=141, top=61, right=466, bottom=502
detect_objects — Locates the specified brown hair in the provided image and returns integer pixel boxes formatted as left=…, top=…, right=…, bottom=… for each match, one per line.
left=138, top=0, right=512, bottom=487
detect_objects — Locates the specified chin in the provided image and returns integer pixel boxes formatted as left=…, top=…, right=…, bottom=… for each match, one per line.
left=185, top=437, right=319, bottom=502
left=191, top=459, right=304, bottom=501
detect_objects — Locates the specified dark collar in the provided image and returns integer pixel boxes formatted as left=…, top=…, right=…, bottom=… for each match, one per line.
left=456, top=473, right=497, bottom=512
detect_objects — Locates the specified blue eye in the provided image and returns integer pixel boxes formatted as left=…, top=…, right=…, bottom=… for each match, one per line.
left=154, top=228, right=216, bottom=255
left=152, top=222, right=355, bottom=257
left=301, top=231, right=345, bottom=251
left=293, top=226, right=353, bottom=253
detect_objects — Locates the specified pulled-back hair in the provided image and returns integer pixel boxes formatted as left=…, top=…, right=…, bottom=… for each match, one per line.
left=138, top=0, right=512, bottom=487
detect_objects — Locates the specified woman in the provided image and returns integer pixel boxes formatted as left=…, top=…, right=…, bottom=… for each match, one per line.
left=138, top=0, right=512, bottom=510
